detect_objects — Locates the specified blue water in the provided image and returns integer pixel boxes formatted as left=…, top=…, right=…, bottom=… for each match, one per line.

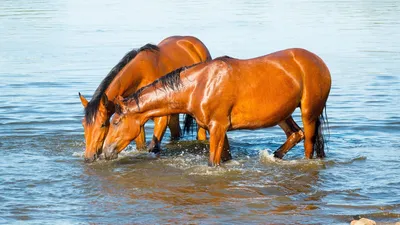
left=1, top=0, right=399, bottom=224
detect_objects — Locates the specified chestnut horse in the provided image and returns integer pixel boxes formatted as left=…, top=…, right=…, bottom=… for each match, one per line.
left=103, top=48, right=331, bottom=166
left=79, top=36, right=211, bottom=163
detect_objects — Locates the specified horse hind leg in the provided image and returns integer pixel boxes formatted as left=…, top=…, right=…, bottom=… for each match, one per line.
left=302, top=110, right=326, bottom=159
left=273, top=116, right=304, bottom=159
left=167, top=114, right=182, bottom=140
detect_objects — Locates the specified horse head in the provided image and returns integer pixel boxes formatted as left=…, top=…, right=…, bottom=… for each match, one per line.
left=102, top=96, right=142, bottom=160
left=79, top=92, right=111, bottom=162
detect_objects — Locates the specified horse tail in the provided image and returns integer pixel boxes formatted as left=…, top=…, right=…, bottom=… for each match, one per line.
left=183, top=114, right=195, bottom=135
left=315, top=106, right=329, bottom=158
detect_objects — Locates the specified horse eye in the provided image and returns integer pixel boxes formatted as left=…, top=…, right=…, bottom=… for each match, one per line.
left=100, top=123, right=106, bottom=128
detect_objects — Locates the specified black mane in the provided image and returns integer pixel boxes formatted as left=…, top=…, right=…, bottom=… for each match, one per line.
left=125, top=63, right=201, bottom=110
left=84, top=44, right=159, bottom=124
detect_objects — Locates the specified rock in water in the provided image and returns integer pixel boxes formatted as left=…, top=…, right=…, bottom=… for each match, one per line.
left=350, top=218, right=376, bottom=225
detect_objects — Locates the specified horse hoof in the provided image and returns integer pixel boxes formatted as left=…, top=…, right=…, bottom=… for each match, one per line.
left=147, top=145, right=161, bottom=154
left=208, top=161, right=220, bottom=167
left=170, top=136, right=181, bottom=141
left=221, top=155, right=232, bottom=162
left=273, top=151, right=284, bottom=159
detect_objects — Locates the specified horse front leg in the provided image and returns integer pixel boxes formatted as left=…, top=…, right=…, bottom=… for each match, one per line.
left=273, top=116, right=304, bottom=159
left=208, top=123, right=228, bottom=166
left=148, top=116, right=169, bottom=153
left=134, top=125, right=147, bottom=151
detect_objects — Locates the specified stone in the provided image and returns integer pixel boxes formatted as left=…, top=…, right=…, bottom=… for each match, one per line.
left=350, top=218, right=376, bottom=225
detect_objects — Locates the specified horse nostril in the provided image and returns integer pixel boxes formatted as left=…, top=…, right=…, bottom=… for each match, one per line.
left=104, top=149, right=118, bottom=160
left=103, top=144, right=118, bottom=160
left=84, top=157, right=93, bottom=163
left=98, top=153, right=105, bottom=160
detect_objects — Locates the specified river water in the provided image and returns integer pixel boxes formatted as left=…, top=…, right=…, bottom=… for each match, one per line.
left=1, top=0, right=399, bottom=224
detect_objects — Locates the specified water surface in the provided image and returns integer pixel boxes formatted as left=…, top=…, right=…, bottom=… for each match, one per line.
left=1, top=0, right=400, bottom=224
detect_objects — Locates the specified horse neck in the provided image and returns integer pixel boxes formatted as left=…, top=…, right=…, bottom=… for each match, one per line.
left=105, top=52, right=157, bottom=105
left=128, top=82, right=192, bottom=122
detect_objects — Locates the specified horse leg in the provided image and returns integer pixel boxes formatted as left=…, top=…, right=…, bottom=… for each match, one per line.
left=134, top=125, right=147, bottom=151
left=197, top=127, right=207, bottom=141
left=301, top=96, right=327, bottom=159
left=148, top=116, right=168, bottom=153
left=302, top=114, right=326, bottom=159
left=167, top=114, right=181, bottom=140
left=302, top=118, right=317, bottom=159
left=221, top=134, right=232, bottom=162
left=208, top=123, right=228, bottom=166
left=273, top=116, right=304, bottom=159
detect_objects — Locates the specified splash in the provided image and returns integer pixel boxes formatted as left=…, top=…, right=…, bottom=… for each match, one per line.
left=258, top=149, right=326, bottom=169
left=71, top=145, right=151, bottom=161
left=72, top=151, right=84, bottom=157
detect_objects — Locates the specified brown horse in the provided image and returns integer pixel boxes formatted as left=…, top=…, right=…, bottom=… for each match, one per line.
left=103, top=48, right=331, bottom=166
left=79, top=36, right=212, bottom=163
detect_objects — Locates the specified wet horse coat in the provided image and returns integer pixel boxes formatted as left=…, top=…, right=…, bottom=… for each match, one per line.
left=103, top=48, right=331, bottom=166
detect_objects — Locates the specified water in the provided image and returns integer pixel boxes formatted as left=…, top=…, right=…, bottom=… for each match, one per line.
left=1, top=0, right=399, bottom=224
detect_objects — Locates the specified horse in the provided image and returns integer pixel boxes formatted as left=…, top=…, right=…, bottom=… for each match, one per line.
left=78, top=36, right=213, bottom=163
left=102, top=48, right=331, bottom=166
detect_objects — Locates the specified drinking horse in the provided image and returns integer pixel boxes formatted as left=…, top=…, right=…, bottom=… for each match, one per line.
left=103, top=48, right=331, bottom=166
left=78, top=36, right=212, bottom=162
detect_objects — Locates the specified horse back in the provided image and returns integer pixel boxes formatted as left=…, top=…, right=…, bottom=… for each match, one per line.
left=196, top=49, right=330, bottom=129
left=157, top=36, right=211, bottom=70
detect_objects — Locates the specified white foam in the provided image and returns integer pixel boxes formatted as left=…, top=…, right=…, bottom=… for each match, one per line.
left=224, top=159, right=241, bottom=166
left=187, top=165, right=231, bottom=176
left=72, top=151, right=84, bottom=158
left=259, top=149, right=280, bottom=163
left=259, top=149, right=325, bottom=168
left=71, top=145, right=142, bottom=160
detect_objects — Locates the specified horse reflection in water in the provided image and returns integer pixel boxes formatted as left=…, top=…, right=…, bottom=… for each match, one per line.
left=78, top=36, right=212, bottom=163
left=103, top=48, right=331, bottom=166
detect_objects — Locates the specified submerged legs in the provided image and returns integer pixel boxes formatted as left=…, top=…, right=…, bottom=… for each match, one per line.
left=274, top=116, right=304, bottom=159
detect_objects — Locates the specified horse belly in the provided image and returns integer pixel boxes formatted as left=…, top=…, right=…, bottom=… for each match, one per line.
left=229, top=94, right=300, bottom=130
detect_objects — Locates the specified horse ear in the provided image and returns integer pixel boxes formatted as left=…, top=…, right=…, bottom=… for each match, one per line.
left=101, top=93, right=109, bottom=107
left=79, top=92, right=88, bottom=108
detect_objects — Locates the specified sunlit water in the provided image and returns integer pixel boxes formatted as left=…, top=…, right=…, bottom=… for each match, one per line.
left=1, top=0, right=400, bottom=224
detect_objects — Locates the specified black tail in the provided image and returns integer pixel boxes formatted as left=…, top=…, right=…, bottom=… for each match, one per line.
left=314, top=107, right=329, bottom=158
left=183, top=114, right=195, bottom=135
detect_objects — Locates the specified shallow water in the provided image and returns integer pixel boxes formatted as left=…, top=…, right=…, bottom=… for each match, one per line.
left=1, top=0, right=400, bottom=224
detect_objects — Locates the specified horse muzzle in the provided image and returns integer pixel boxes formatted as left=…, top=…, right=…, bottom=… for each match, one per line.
left=84, top=153, right=98, bottom=163
left=84, top=146, right=103, bottom=163
left=103, top=143, right=118, bottom=160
